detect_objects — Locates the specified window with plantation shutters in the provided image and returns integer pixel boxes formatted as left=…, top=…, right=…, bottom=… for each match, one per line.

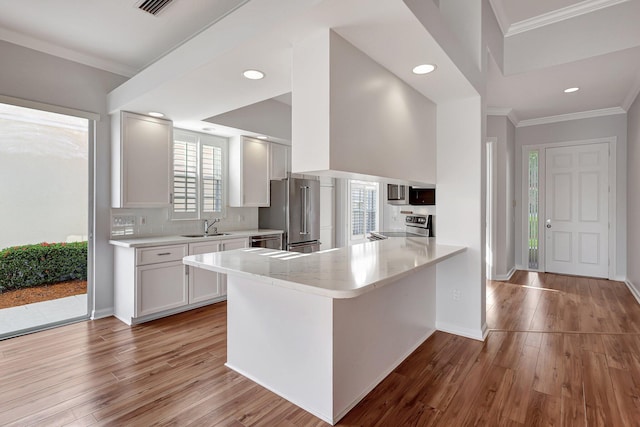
left=172, top=132, right=198, bottom=217
left=201, top=144, right=223, bottom=213
left=349, top=180, right=379, bottom=242
left=172, top=129, right=226, bottom=220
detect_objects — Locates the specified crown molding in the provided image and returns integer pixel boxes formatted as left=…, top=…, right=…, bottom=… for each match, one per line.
left=505, top=0, right=630, bottom=37
left=486, top=107, right=519, bottom=126
left=488, top=0, right=511, bottom=35
left=517, top=106, right=626, bottom=127
left=0, top=28, right=136, bottom=77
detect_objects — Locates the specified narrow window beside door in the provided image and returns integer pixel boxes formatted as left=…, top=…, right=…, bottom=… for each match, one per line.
left=528, top=151, right=539, bottom=269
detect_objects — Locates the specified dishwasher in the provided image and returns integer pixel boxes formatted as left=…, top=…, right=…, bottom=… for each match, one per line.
left=250, top=234, right=282, bottom=250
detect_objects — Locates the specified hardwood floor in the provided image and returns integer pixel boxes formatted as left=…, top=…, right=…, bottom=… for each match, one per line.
left=1, top=271, right=639, bottom=426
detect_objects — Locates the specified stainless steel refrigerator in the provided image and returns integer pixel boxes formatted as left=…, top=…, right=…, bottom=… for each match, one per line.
left=259, top=176, right=320, bottom=253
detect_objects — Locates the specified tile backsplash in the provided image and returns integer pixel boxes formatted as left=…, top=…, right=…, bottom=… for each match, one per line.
left=382, top=204, right=436, bottom=231
left=110, top=206, right=258, bottom=238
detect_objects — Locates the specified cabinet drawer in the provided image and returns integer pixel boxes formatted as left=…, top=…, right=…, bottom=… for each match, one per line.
left=136, top=244, right=187, bottom=266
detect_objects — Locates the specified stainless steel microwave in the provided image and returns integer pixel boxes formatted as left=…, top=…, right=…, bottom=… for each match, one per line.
left=387, top=184, right=408, bottom=205
left=409, top=187, right=436, bottom=205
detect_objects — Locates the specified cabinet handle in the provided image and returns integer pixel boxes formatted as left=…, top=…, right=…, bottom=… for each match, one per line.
left=185, top=265, right=189, bottom=275
left=157, top=252, right=171, bottom=256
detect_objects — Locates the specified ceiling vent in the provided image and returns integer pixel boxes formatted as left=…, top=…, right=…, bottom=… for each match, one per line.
left=138, top=0, right=174, bottom=16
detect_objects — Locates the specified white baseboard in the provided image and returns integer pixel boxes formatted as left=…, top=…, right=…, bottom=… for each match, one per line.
left=492, top=267, right=516, bottom=281
left=625, top=279, right=640, bottom=305
left=436, top=321, right=485, bottom=341
left=482, top=322, right=490, bottom=340
left=91, top=307, right=114, bottom=320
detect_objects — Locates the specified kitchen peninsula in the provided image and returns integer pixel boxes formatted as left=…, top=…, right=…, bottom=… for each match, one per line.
left=184, top=237, right=465, bottom=424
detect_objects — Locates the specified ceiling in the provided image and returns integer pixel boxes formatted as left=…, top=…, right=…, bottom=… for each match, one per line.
left=487, top=0, right=640, bottom=124
left=0, top=0, right=250, bottom=76
left=0, top=0, right=639, bottom=132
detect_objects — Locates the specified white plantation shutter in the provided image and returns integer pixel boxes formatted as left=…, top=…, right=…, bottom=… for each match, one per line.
left=201, top=144, right=223, bottom=213
left=173, top=132, right=198, bottom=219
left=349, top=180, right=379, bottom=242
left=172, top=129, right=226, bottom=219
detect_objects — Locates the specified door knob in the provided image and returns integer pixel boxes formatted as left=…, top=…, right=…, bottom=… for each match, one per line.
left=546, top=219, right=551, bottom=229
left=546, top=224, right=552, bottom=228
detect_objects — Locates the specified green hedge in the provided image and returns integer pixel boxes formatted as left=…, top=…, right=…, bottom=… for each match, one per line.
left=0, top=242, right=87, bottom=292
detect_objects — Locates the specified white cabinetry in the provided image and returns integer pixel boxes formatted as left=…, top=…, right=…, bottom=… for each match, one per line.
left=113, top=237, right=249, bottom=325
left=216, top=238, right=248, bottom=295
left=112, top=111, right=172, bottom=208
left=229, top=136, right=270, bottom=207
left=270, top=143, right=290, bottom=180
left=114, top=244, right=188, bottom=323
left=188, top=237, right=248, bottom=303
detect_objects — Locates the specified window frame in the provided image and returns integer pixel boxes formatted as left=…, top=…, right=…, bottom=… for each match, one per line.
left=171, top=129, right=227, bottom=220
left=348, top=179, right=380, bottom=243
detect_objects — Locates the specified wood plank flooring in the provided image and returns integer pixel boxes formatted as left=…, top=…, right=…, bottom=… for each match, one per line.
left=1, top=271, right=639, bottom=426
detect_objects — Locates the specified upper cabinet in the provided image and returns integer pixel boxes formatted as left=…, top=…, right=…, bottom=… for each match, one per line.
left=270, top=143, right=290, bottom=180
left=228, top=136, right=270, bottom=207
left=112, top=111, right=172, bottom=208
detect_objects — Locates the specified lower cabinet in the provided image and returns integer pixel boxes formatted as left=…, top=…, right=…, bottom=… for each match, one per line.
left=188, top=238, right=248, bottom=303
left=137, top=260, right=188, bottom=317
left=113, top=237, right=248, bottom=325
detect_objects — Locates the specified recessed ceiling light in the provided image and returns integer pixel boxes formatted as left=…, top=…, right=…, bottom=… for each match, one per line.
left=256, top=135, right=268, bottom=140
left=202, top=127, right=216, bottom=132
left=412, top=64, right=437, bottom=75
left=564, top=87, right=580, bottom=93
left=148, top=111, right=164, bottom=117
left=243, top=69, right=265, bottom=80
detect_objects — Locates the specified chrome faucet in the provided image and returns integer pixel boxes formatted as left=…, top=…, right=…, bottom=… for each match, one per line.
left=204, top=218, right=221, bottom=235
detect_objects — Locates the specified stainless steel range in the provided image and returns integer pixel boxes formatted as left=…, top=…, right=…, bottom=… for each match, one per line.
left=368, top=214, right=434, bottom=241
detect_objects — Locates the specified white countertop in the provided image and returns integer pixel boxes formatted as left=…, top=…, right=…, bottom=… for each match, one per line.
left=109, top=229, right=283, bottom=248
left=183, top=237, right=465, bottom=299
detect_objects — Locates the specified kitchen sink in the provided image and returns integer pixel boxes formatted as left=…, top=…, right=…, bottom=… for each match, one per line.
left=181, top=233, right=230, bottom=238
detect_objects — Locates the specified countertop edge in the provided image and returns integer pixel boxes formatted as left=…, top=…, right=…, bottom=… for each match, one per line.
left=109, top=229, right=283, bottom=248
left=183, top=243, right=467, bottom=299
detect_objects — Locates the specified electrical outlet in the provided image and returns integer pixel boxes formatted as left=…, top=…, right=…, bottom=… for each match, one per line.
left=113, top=215, right=135, bottom=227
left=452, top=289, right=461, bottom=301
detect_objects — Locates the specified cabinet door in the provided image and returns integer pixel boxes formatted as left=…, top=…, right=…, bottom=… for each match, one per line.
left=270, top=143, right=290, bottom=180
left=188, top=241, right=223, bottom=304
left=242, top=137, right=270, bottom=206
left=219, top=238, right=249, bottom=295
left=136, top=260, right=188, bottom=317
left=121, top=112, right=172, bottom=208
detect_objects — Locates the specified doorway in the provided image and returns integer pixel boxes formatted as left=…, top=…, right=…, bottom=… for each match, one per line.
left=523, top=139, right=615, bottom=278
left=0, top=101, right=92, bottom=338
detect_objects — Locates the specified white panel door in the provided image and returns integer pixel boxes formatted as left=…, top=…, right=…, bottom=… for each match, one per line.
left=544, top=143, right=609, bottom=277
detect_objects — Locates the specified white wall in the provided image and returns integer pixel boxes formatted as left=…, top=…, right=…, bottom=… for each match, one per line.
left=436, top=96, right=486, bottom=340
left=292, top=30, right=437, bottom=186
left=437, top=0, right=482, bottom=71
left=206, top=99, right=292, bottom=141
left=503, top=1, right=640, bottom=75
left=627, top=95, right=640, bottom=299
left=0, top=114, right=88, bottom=248
left=0, top=40, right=129, bottom=318
left=515, top=114, right=628, bottom=279
left=487, top=115, right=515, bottom=279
